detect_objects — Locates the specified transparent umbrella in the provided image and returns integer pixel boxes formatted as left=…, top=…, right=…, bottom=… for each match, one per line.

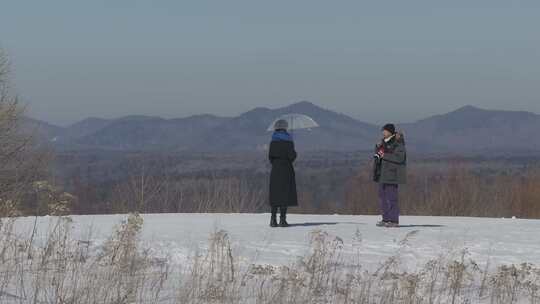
left=267, top=113, right=320, bottom=132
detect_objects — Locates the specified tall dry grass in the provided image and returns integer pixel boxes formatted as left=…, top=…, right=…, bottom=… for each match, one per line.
left=1, top=215, right=539, bottom=303
left=345, top=164, right=540, bottom=219
left=0, top=214, right=171, bottom=303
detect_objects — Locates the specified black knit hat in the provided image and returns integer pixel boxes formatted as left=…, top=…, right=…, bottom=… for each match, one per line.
left=382, top=123, right=396, bottom=134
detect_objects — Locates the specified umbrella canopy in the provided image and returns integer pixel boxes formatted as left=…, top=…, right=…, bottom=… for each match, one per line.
left=267, top=114, right=320, bottom=131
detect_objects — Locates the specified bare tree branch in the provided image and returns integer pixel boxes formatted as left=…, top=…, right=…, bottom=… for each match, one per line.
left=0, top=49, right=53, bottom=216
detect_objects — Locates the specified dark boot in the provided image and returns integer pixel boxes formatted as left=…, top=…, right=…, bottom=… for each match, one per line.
left=279, top=207, right=289, bottom=227
left=270, top=207, right=278, bottom=227
left=270, top=215, right=278, bottom=227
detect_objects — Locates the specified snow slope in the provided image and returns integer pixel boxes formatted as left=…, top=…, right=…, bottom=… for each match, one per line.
left=10, top=213, right=540, bottom=271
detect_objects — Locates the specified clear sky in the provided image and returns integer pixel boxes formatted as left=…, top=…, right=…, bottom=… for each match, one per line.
left=1, top=0, right=539, bottom=126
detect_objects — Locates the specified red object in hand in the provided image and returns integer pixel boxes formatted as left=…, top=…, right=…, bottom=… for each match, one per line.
left=377, top=146, right=385, bottom=158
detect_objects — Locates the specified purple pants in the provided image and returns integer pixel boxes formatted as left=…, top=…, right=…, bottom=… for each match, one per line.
left=379, top=184, right=399, bottom=223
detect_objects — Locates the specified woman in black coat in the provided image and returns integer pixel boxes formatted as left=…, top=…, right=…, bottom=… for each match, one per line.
left=268, top=119, right=298, bottom=227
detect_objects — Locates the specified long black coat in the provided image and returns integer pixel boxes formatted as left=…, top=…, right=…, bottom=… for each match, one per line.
left=268, top=140, right=298, bottom=207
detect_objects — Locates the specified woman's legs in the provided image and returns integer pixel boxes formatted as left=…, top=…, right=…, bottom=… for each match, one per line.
left=385, top=184, right=400, bottom=224
left=378, top=184, right=400, bottom=225
left=270, top=206, right=290, bottom=227
left=378, top=184, right=390, bottom=222
left=279, top=207, right=289, bottom=227
left=270, top=206, right=278, bottom=227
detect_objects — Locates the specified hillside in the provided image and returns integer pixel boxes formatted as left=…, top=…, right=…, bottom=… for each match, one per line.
left=24, top=103, right=540, bottom=153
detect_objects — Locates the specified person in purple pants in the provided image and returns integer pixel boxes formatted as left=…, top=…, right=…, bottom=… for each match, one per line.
left=373, top=124, right=407, bottom=228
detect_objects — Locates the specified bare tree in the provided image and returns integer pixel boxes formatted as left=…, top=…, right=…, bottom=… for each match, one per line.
left=110, top=156, right=168, bottom=213
left=0, top=49, right=52, bottom=216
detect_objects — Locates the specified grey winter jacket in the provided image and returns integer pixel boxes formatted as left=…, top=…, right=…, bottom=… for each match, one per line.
left=375, top=134, right=407, bottom=185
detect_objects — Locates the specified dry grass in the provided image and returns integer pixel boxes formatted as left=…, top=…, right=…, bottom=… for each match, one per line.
left=0, top=214, right=171, bottom=303
left=1, top=215, right=539, bottom=303
left=345, top=164, right=540, bottom=219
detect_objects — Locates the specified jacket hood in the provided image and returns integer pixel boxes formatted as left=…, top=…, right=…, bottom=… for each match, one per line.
left=395, top=132, right=405, bottom=144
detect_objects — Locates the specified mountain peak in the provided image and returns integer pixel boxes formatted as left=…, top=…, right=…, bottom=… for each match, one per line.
left=290, top=100, right=316, bottom=107
left=72, top=117, right=110, bottom=125
left=241, top=106, right=272, bottom=117
left=117, top=115, right=164, bottom=122
left=447, top=105, right=537, bottom=118
left=286, top=101, right=321, bottom=111
left=453, top=105, right=483, bottom=113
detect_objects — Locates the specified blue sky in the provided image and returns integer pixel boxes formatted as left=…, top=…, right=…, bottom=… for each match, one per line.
left=1, top=0, right=539, bottom=125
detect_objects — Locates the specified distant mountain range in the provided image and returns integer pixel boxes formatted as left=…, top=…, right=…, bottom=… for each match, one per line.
left=25, top=102, right=539, bottom=154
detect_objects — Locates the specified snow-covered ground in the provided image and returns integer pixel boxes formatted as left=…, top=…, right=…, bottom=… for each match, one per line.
left=10, top=213, right=540, bottom=271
